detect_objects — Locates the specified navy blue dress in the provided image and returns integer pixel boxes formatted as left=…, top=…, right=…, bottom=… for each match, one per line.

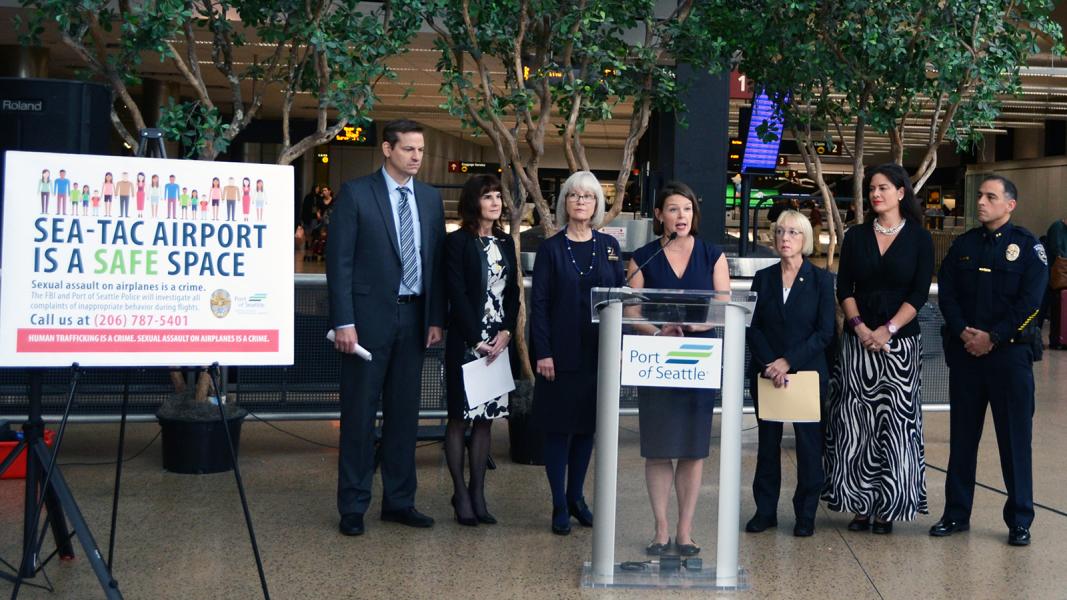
left=632, top=237, right=723, bottom=459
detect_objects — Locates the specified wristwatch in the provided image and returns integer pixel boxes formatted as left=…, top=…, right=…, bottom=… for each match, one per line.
left=886, top=320, right=899, bottom=336
left=989, top=331, right=1001, bottom=348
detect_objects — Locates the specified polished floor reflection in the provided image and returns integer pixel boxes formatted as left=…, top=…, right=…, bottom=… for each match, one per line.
left=2, top=348, right=1065, bottom=599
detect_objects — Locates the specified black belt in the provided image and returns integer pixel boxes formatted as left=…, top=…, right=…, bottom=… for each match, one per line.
left=397, top=294, right=421, bottom=304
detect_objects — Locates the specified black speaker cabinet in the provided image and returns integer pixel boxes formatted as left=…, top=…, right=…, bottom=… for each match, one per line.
left=0, top=78, right=112, bottom=258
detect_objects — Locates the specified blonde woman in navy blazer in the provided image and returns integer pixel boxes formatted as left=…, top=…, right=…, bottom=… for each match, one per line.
left=745, top=209, right=835, bottom=537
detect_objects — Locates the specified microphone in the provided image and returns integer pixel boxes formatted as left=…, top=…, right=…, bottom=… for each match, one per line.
left=624, top=232, right=678, bottom=286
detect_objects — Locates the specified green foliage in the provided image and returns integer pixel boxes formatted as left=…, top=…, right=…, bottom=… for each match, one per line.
left=158, top=98, right=230, bottom=159
left=729, top=0, right=1063, bottom=153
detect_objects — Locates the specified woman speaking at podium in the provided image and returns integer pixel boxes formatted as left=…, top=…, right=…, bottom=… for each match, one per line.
left=531, top=171, right=625, bottom=535
left=744, top=210, right=834, bottom=537
left=626, top=181, right=730, bottom=556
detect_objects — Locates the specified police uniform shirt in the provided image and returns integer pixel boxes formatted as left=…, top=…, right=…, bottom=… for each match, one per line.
left=938, top=221, right=1049, bottom=351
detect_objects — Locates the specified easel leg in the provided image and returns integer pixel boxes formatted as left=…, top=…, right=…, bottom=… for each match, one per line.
left=206, top=363, right=270, bottom=600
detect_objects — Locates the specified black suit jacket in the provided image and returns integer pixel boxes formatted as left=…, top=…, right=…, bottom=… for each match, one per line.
left=444, top=228, right=521, bottom=403
left=747, top=259, right=836, bottom=384
left=326, top=170, right=445, bottom=348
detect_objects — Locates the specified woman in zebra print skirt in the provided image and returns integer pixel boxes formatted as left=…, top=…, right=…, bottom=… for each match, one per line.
left=823, top=163, right=934, bottom=534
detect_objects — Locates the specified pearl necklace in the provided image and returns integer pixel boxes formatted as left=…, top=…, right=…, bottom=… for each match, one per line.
left=873, top=218, right=905, bottom=236
left=563, top=227, right=597, bottom=276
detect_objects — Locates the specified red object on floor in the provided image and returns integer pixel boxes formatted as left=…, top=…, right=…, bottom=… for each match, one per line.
left=0, top=429, right=55, bottom=479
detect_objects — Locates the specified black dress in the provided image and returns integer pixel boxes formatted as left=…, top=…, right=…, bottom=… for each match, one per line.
left=822, top=220, right=933, bottom=521
left=632, top=237, right=723, bottom=459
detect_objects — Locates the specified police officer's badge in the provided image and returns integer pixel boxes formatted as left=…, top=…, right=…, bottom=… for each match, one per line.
left=1006, top=243, right=1020, bottom=262
left=1036, top=243, right=1048, bottom=266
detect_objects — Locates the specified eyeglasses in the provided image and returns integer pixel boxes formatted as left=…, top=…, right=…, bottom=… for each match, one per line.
left=566, top=192, right=596, bottom=204
left=775, top=227, right=804, bottom=238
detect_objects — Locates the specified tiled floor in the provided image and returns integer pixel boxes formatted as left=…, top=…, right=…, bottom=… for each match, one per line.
left=2, top=348, right=1065, bottom=599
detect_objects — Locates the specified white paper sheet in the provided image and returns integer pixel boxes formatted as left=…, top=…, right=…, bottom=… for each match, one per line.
left=462, top=346, right=516, bottom=409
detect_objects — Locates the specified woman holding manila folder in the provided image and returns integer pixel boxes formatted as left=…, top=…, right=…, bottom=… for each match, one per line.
left=443, top=175, right=519, bottom=526
left=531, top=171, right=625, bottom=535
left=744, top=210, right=834, bottom=537
left=626, top=181, right=730, bottom=557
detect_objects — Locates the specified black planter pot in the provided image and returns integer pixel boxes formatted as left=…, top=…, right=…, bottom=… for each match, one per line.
left=507, top=411, right=544, bottom=465
left=158, top=409, right=247, bottom=474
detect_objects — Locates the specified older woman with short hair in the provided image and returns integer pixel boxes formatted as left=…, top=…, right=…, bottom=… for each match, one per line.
left=531, top=170, right=625, bottom=535
left=745, top=209, right=835, bottom=537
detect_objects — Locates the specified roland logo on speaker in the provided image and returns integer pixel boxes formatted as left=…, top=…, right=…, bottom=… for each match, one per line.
left=1, top=98, right=45, bottom=113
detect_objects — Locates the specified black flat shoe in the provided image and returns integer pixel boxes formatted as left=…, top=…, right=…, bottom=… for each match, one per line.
left=793, top=518, right=815, bottom=537
left=568, top=498, right=594, bottom=527
left=745, top=514, right=778, bottom=533
left=847, top=515, right=870, bottom=531
left=451, top=496, right=477, bottom=527
left=646, top=538, right=671, bottom=556
left=676, top=540, right=701, bottom=556
left=1008, top=526, right=1031, bottom=547
left=929, top=518, right=970, bottom=537
left=339, top=513, right=365, bottom=536
left=551, top=505, right=571, bottom=535
left=381, top=507, right=435, bottom=528
left=871, top=520, right=893, bottom=535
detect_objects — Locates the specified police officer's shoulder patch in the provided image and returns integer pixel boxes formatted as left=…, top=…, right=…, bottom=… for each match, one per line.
left=1035, top=243, right=1048, bottom=266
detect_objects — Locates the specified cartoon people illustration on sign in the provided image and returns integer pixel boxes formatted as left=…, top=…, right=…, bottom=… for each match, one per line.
left=254, top=179, right=265, bottom=221
left=39, top=169, right=51, bottom=213
left=210, top=177, right=222, bottom=221
left=180, top=186, right=190, bottom=219
left=223, top=177, right=239, bottom=222
left=191, top=190, right=200, bottom=220
left=136, top=172, right=146, bottom=218
left=116, top=171, right=133, bottom=218
left=54, top=169, right=71, bottom=216
left=164, top=175, right=179, bottom=219
left=199, top=189, right=209, bottom=219
left=81, top=184, right=90, bottom=215
left=150, top=174, right=161, bottom=218
left=101, top=172, right=114, bottom=217
left=70, top=182, right=81, bottom=216
left=241, top=177, right=252, bottom=221
left=91, top=189, right=101, bottom=216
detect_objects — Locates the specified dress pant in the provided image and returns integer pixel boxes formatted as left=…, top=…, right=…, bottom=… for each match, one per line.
left=337, top=299, right=424, bottom=516
left=944, top=344, right=1035, bottom=528
left=226, top=200, right=236, bottom=221
left=752, top=386, right=824, bottom=520
left=119, top=195, right=129, bottom=217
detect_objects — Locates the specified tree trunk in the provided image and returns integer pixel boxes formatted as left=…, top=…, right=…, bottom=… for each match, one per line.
left=850, top=115, right=865, bottom=225
left=796, top=129, right=843, bottom=270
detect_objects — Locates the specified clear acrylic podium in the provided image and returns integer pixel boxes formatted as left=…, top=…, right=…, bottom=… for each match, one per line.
left=582, top=287, right=756, bottom=590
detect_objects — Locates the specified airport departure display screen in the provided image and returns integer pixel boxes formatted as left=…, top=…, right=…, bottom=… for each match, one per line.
left=740, top=91, right=784, bottom=174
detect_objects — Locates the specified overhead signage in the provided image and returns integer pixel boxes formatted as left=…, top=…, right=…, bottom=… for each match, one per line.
left=0, top=150, right=295, bottom=367
left=330, top=122, right=376, bottom=146
left=447, top=161, right=501, bottom=175
left=740, top=90, right=786, bottom=174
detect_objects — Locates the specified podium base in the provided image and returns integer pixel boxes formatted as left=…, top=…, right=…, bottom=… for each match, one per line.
left=580, top=561, right=749, bottom=591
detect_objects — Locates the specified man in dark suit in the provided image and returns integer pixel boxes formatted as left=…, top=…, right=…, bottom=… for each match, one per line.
left=327, top=120, right=446, bottom=536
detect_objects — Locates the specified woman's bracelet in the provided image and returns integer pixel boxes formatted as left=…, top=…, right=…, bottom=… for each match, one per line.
left=652, top=329, right=661, bottom=336
left=847, top=316, right=863, bottom=329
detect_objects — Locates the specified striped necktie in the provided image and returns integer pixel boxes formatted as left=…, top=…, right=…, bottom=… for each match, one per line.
left=396, top=186, right=418, bottom=291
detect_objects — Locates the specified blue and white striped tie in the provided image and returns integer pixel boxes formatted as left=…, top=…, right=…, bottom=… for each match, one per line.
left=396, top=186, right=418, bottom=291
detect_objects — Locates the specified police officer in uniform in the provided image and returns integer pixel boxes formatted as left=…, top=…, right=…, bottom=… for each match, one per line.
left=930, top=175, right=1048, bottom=546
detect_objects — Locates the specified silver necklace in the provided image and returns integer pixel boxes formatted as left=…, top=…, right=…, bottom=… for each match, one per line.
left=873, top=219, right=905, bottom=236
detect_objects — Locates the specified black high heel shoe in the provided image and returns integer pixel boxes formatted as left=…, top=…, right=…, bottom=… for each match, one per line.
left=568, top=498, right=594, bottom=527
left=469, top=488, right=497, bottom=525
left=451, top=495, right=477, bottom=527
